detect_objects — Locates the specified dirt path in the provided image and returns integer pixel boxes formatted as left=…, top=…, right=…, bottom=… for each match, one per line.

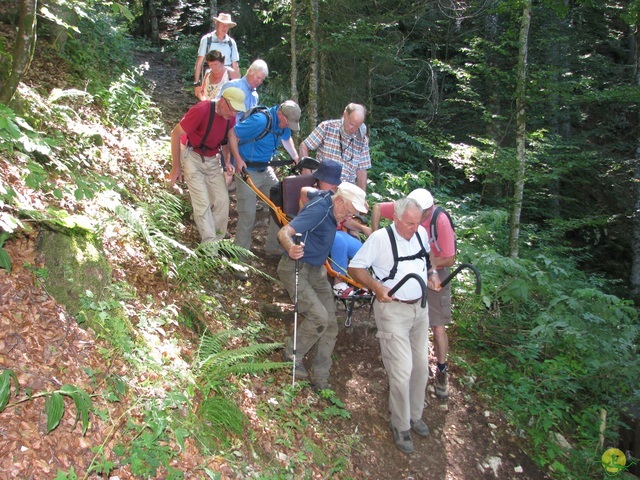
left=138, top=48, right=552, bottom=479
left=0, top=46, right=553, bottom=479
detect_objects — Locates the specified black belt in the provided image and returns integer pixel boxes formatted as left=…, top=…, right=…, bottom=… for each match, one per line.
left=394, top=298, right=421, bottom=305
left=245, top=159, right=294, bottom=172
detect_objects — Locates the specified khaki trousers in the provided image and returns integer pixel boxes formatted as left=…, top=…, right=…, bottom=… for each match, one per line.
left=182, top=148, right=229, bottom=243
left=277, top=257, right=338, bottom=384
left=374, top=300, right=430, bottom=431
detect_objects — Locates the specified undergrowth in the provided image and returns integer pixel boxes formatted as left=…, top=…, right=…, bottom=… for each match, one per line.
left=1, top=6, right=638, bottom=479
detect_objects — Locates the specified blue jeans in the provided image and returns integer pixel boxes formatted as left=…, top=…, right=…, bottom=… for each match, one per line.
left=330, top=230, right=363, bottom=275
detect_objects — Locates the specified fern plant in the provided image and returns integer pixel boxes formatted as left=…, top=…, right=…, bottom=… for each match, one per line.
left=192, top=329, right=287, bottom=445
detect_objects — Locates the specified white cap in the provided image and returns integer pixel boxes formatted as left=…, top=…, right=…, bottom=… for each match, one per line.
left=336, top=182, right=368, bottom=213
left=408, top=188, right=434, bottom=210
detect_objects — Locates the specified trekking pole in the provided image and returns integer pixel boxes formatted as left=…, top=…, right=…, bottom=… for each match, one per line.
left=292, top=233, right=302, bottom=386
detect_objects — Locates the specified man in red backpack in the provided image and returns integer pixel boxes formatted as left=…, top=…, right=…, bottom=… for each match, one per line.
left=371, top=189, right=456, bottom=399
left=168, top=87, right=246, bottom=243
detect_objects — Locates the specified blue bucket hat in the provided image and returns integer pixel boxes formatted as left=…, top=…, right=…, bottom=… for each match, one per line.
left=312, top=159, right=342, bottom=186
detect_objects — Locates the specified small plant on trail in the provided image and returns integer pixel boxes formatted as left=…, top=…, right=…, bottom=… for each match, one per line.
left=0, top=369, right=93, bottom=435
left=0, top=232, right=11, bottom=273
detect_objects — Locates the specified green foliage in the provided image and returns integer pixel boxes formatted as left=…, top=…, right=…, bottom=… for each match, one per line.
left=196, top=329, right=286, bottom=395
left=192, top=329, right=287, bottom=447
left=60, top=7, right=135, bottom=91
left=1, top=369, right=93, bottom=435
left=55, top=466, right=78, bottom=480
left=453, top=204, right=640, bottom=477
left=96, top=64, right=163, bottom=134
left=0, top=104, right=55, bottom=156
left=113, top=408, right=183, bottom=479
left=0, top=369, right=20, bottom=410
left=0, top=232, right=11, bottom=273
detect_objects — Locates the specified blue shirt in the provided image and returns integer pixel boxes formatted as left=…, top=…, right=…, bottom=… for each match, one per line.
left=219, top=77, right=258, bottom=122
left=289, top=191, right=337, bottom=266
left=234, top=105, right=292, bottom=164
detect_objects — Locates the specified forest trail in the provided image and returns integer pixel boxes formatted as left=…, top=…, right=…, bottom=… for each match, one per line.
left=0, top=46, right=552, bottom=479
left=136, top=49, right=552, bottom=479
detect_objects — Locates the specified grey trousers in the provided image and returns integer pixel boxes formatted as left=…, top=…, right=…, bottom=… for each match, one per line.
left=277, top=257, right=338, bottom=384
left=234, top=167, right=280, bottom=253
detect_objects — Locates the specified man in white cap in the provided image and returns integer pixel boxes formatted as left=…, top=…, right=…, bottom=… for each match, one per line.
left=194, top=12, right=241, bottom=92
left=277, top=182, right=368, bottom=392
left=371, top=188, right=457, bottom=400
left=227, top=100, right=301, bottom=258
left=169, top=87, right=246, bottom=243
left=349, top=196, right=442, bottom=453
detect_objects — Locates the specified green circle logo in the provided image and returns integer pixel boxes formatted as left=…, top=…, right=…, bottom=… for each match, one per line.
left=601, top=448, right=626, bottom=476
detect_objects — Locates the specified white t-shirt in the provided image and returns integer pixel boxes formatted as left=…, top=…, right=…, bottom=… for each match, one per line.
left=349, top=224, right=430, bottom=301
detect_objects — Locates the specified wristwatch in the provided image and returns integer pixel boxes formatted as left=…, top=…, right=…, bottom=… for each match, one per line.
left=429, top=269, right=438, bottom=276
left=193, top=81, right=201, bottom=86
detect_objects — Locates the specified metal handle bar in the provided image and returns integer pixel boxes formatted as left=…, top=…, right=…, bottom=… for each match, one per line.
left=387, top=273, right=428, bottom=308
left=439, top=263, right=482, bottom=294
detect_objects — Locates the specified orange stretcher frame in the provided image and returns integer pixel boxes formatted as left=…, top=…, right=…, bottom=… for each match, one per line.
left=237, top=169, right=366, bottom=291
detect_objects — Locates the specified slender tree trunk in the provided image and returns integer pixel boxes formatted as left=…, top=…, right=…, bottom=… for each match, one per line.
left=508, top=0, right=532, bottom=258
left=143, top=0, right=159, bottom=44
left=210, top=0, right=218, bottom=31
left=547, top=2, right=570, bottom=219
left=290, top=0, right=298, bottom=101
left=308, top=0, right=319, bottom=127
left=0, top=0, right=37, bottom=105
left=630, top=21, right=640, bottom=298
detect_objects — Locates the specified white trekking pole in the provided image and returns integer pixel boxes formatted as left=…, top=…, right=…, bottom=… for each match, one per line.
left=292, top=233, right=302, bottom=386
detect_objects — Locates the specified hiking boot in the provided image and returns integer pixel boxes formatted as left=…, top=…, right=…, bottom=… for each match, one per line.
left=410, top=418, right=430, bottom=437
left=390, top=424, right=414, bottom=453
left=311, top=379, right=330, bottom=393
left=435, top=369, right=449, bottom=399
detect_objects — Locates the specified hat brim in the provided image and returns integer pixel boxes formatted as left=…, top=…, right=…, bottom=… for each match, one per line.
left=288, top=121, right=300, bottom=131
left=229, top=101, right=246, bottom=112
left=215, top=19, right=237, bottom=27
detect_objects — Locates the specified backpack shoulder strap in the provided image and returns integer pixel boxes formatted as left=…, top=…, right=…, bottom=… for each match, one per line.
left=238, top=107, right=272, bottom=146
left=196, top=100, right=217, bottom=154
left=377, top=226, right=398, bottom=283
left=430, top=206, right=456, bottom=254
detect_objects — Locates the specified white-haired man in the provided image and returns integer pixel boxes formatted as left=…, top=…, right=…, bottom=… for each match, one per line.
left=349, top=197, right=441, bottom=453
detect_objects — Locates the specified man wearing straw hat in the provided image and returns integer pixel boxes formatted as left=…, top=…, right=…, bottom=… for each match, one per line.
left=194, top=12, right=241, bottom=94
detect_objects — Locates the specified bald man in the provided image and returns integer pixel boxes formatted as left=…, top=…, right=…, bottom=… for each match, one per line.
left=299, top=103, right=371, bottom=192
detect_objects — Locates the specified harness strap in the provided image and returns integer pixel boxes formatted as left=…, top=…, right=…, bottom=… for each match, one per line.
left=377, top=226, right=429, bottom=283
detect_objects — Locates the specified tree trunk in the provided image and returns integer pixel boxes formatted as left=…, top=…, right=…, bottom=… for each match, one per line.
left=290, top=0, right=298, bottom=101
left=508, top=0, right=532, bottom=258
left=630, top=21, right=640, bottom=298
left=210, top=0, right=218, bottom=31
left=142, top=0, right=159, bottom=44
left=308, top=0, right=319, bottom=127
left=0, top=0, right=37, bottom=105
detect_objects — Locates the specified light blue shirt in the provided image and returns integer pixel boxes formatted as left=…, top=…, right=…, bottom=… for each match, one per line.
left=219, top=77, right=258, bottom=122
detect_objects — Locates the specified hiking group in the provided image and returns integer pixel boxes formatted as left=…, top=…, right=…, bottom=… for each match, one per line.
left=168, top=11, right=458, bottom=454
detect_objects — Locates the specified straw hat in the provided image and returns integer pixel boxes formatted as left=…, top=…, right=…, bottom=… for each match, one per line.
left=213, top=13, right=236, bottom=27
